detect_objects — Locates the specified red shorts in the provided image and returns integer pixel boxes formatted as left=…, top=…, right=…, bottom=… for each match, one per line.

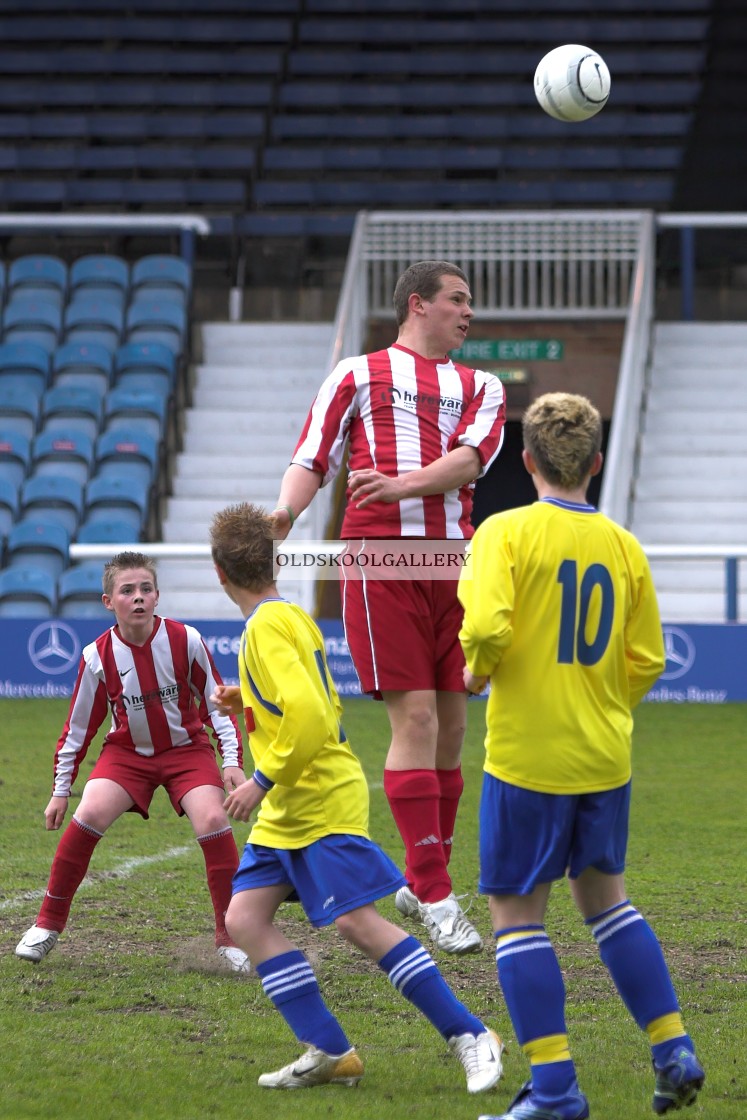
left=340, top=574, right=465, bottom=698
left=88, top=742, right=224, bottom=819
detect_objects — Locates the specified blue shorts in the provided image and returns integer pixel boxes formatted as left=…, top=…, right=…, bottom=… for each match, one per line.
left=232, top=834, right=407, bottom=927
left=479, top=773, right=631, bottom=895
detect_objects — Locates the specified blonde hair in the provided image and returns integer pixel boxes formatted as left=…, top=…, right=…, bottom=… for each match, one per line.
left=102, top=551, right=158, bottom=597
left=210, top=502, right=275, bottom=593
left=522, top=392, right=602, bottom=490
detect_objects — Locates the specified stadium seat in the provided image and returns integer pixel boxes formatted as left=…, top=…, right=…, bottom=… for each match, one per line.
left=0, top=340, right=50, bottom=394
left=52, top=340, right=113, bottom=395
left=8, top=255, right=68, bottom=307
left=113, top=341, right=176, bottom=396
left=0, top=566, right=57, bottom=618
left=2, top=298, right=61, bottom=352
left=31, top=429, right=95, bottom=485
left=124, top=302, right=187, bottom=355
left=69, top=255, right=129, bottom=307
left=130, top=254, right=192, bottom=306
left=57, top=562, right=110, bottom=620
left=94, top=426, right=159, bottom=487
left=83, top=475, right=149, bottom=535
left=0, top=429, right=32, bottom=489
left=103, top=387, right=168, bottom=440
left=63, top=298, right=124, bottom=352
left=19, top=474, right=84, bottom=536
left=0, top=383, right=41, bottom=440
left=5, top=517, right=70, bottom=580
left=0, top=475, right=19, bottom=539
left=76, top=515, right=142, bottom=544
left=41, top=385, right=103, bottom=441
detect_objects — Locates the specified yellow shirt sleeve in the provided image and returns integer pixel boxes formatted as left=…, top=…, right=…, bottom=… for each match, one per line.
left=458, top=521, right=515, bottom=677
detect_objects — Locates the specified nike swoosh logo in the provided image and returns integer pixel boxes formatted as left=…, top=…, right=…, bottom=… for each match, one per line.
left=119, top=668, right=133, bottom=678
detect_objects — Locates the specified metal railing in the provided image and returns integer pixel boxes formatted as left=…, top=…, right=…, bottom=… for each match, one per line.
left=0, top=213, right=210, bottom=263
left=363, top=210, right=646, bottom=319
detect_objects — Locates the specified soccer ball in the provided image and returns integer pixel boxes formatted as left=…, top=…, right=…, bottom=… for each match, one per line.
left=534, top=44, right=611, bottom=122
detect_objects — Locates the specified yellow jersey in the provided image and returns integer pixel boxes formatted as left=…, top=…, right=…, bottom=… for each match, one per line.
left=458, top=499, right=665, bottom=794
left=238, top=597, right=370, bottom=849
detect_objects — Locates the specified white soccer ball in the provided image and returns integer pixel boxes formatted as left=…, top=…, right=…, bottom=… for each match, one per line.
left=534, top=44, right=611, bottom=122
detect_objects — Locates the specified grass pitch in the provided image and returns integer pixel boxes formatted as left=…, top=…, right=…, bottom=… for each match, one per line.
left=0, top=698, right=745, bottom=1119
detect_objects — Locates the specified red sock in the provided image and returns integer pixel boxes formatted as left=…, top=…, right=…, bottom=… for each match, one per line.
left=437, top=766, right=464, bottom=870
left=383, top=768, right=451, bottom=903
left=36, top=816, right=103, bottom=933
left=197, top=827, right=239, bottom=948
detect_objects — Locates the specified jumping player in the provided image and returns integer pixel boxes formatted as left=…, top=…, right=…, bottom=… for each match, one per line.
left=271, top=260, right=506, bottom=954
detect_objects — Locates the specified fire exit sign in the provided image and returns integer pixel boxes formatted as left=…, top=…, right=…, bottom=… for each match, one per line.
left=452, top=339, right=564, bottom=362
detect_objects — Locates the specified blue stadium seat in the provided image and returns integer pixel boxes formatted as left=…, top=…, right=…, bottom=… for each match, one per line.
left=130, top=254, right=192, bottom=306
left=114, top=341, right=176, bottom=396
left=0, top=382, right=41, bottom=440
left=0, top=429, right=32, bottom=489
left=2, top=298, right=61, bottom=352
left=19, top=474, right=84, bottom=536
left=0, top=566, right=57, bottom=618
left=31, top=429, right=95, bottom=485
left=52, top=341, right=113, bottom=395
left=63, top=298, right=124, bottom=352
left=83, top=475, right=149, bottom=534
left=5, top=517, right=70, bottom=580
left=103, top=387, right=168, bottom=440
left=41, top=385, right=103, bottom=441
left=0, top=475, right=19, bottom=539
left=8, top=255, right=67, bottom=307
left=69, top=255, right=129, bottom=307
left=76, top=515, right=143, bottom=544
left=124, top=302, right=187, bottom=355
left=94, top=426, right=160, bottom=488
left=57, top=562, right=110, bottom=620
left=0, top=340, right=50, bottom=395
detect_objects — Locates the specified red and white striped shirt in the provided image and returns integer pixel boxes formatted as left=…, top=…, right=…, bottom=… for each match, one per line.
left=292, top=344, right=506, bottom=538
left=52, top=617, right=242, bottom=798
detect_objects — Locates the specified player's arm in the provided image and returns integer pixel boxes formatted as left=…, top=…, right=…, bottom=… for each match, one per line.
left=625, top=550, right=667, bottom=706
left=458, top=521, right=515, bottom=677
left=349, top=445, right=481, bottom=508
left=272, top=463, right=323, bottom=539
left=50, top=661, right=108, bottom=808
left=274, top=363, right=359, bottom=535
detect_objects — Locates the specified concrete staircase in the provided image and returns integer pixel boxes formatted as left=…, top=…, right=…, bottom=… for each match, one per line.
left=156, top=321, right=335, bottom=619
left=631, top=322, right=747, bottom=621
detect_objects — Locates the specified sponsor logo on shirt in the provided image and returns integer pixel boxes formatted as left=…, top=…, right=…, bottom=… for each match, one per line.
left=381, top=386, right=462, bottom=416
left=121, top=682, right=180, bottom=710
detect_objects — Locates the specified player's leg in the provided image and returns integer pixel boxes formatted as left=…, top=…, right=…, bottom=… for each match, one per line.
left=335, top=903, right=503, bottom=1094
left=16, top=777, right=134, bottom=962
left=435, top=689, right=466, bottom=869
left=571, top=865, right=704, bottom=1114
left=230, top=850, right=361, bottom=1090
left=480, top=776, right=589, bottom=1120
left=179, top=781, right=246, bottom=968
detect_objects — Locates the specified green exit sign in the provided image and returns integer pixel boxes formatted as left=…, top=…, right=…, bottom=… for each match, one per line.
left=452, top=339, right=564, bottom=362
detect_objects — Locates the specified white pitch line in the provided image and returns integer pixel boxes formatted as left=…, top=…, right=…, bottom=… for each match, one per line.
left=0, top=844, right=194, bottom=914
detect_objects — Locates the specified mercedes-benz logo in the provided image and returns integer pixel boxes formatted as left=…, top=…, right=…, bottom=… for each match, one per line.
left=28, top=621, right=81, bottom=676
left=661, top=626, right=696, bottom=681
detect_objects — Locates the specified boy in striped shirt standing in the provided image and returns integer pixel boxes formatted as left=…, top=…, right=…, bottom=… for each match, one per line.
left=15, top=550, right=249, bottom=973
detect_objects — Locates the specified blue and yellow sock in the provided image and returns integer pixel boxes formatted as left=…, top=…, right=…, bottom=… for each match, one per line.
left=495, top=926, right=579, bottom=1101
left=587, top=900, right=692, bottom=1062
left=379, top=934, right=484, bottom=1040
left=256, top=949, right=350, bottom=1055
